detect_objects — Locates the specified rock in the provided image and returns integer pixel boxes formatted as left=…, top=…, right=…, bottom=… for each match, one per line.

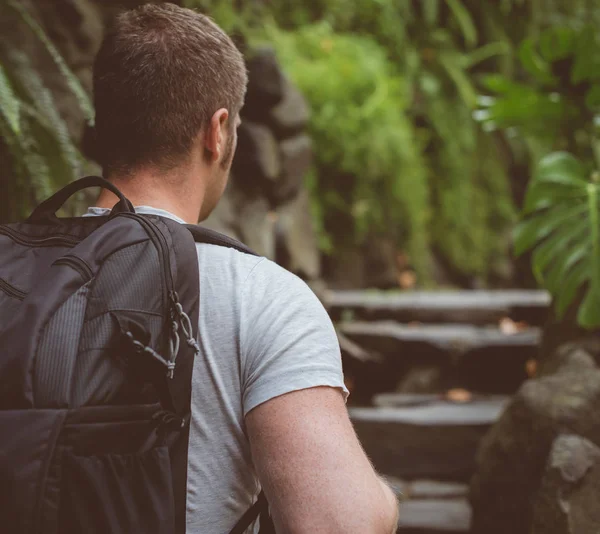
left=274, top=190, right=319, bottom=280
left=532, top=434, right=600, bottom=534
left=351, top=398, right=506, bottom=481
left=233, top=195, right=276, bottom=259
left=268, top=75, right=310, bottom=139
left=325, top=290, right=551, bottom=325
left=202, top=179, right=276, bottom=259
left=538, top=338, right=600, bottom=377
left=232, top=122, right=281, bottom=190
left=243, top=47, right=285, bottom=115
left=470, top=367, right=600, bottom=534
left=272, top=134, right=313, bottom=204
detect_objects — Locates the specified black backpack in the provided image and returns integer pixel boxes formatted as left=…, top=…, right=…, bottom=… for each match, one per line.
left=0, top=177, right=273, bottom=534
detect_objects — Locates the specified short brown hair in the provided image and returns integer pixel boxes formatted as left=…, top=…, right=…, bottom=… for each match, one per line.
left=93, top=3, right=247, bottom=175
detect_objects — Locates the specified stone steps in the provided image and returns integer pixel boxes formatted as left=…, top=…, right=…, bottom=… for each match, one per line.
left=340, top=321, right=541, bottom=355
left=388, top=479, right=471, bottom=533
left=340, top=321, right=539, bottom=395
left=335, top=290, right=546, bottom=532
left=397, top=499, right=471, bottom=533
left=350, top=397, right=507, bottom=481
left=327, top=289, right=550, bottom=326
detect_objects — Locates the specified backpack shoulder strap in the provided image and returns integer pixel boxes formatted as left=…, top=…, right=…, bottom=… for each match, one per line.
left=185, top=225, right=258, bottom=257
left=186, top=224, right=275, bottom=533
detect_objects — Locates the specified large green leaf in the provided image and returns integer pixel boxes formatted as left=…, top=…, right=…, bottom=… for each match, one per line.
left=523, top=181, right=585, bottom=213
left=514, top=202, right=587, bottom=256
left=536, top=152, right=587, bottom=184
left=516, top=151, right=600, bottom=329
left=556, top=258, right=589, bottom=318
left=531, top=218, right=587, bottom=277
left=572, top=25, right=600, bottom=84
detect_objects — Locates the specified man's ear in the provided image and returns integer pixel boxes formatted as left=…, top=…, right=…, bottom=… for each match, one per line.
left=204, top=108, right=230, bottom=163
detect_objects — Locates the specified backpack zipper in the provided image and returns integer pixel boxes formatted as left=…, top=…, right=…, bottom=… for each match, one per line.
left=54, top=256, right=93, bottom=281
left=118, top=213, right=199, bottom=378
left=0, top=225, right=79, bottom=247
left=0, top=278, right=26, bottom=300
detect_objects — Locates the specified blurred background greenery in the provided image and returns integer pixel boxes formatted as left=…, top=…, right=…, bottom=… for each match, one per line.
left=1, top=0, right=600, bottom=325
left=188, top=0, right=600, bottom=293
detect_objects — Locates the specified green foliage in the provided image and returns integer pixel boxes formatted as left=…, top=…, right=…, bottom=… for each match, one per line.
left=263, top=23, right=431, bottom=276
left=0, top=1, right=92, bottom=220
left=514, top=152, right=600, bottom=328
left=186, top=0, right=600, bottom=285
left=482, top=20, right=600, bottom=326
left=476, top=25, right=600, bottom=161
left=248, top=0, right=517, bottom=282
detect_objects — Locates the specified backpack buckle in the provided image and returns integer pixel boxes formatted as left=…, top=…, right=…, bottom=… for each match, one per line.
left=152, top=410, right=185, bottom=433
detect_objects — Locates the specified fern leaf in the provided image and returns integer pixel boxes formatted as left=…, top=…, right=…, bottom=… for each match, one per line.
left=8, top=0, right=94, bottom=124
left=445, top=0, right=478, bottom=48
left=8, top=50, right=81, bottom=185
left=0, top=108, right=51, bottom=204
left=0, top=62, right=21, bottom=135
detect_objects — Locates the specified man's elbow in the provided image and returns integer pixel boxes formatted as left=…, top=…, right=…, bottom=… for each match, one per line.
left=372, top=477, right=400, bottom=533
left=373, top=504, right=399, bottom=534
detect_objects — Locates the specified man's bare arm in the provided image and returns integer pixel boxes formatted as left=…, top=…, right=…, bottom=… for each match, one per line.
left=246, top=386, right=399, bottom=533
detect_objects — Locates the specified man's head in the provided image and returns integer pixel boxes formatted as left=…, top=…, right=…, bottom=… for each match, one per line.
left=93, top=3, right=247, bottom=220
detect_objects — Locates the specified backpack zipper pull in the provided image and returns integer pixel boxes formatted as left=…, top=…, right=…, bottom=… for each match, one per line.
left=167, top=292, right=200, bottom=379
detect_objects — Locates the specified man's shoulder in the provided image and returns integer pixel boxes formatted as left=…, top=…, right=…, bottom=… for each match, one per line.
left=194, top=241, right=315, bottom=301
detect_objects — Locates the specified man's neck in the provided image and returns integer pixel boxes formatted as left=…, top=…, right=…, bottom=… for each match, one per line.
left=95, top=169, right=205, bottom=224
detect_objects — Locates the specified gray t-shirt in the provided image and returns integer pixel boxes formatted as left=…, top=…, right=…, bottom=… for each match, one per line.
left=86, top=206, right=348, bottom=533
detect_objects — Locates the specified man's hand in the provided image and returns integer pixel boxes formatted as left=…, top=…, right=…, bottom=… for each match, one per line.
left=246, top=386, right=399, bottom=533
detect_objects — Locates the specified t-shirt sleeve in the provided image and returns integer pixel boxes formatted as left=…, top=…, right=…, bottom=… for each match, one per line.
left=240, top=258, right=349, bottom=416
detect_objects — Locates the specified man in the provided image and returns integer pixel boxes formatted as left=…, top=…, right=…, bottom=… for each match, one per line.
left=88, top=3, right=399, bottom=532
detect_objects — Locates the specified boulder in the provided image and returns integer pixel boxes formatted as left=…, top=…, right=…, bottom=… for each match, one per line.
left=274, top=189, right=320, bottom=281
left=235, top=195, right=276, bottom=258
left=232, top=121, right=281, bottom=191
left=243, top=47, right=285, bottom=116
left=268, top=75, right=311, bottom=139
left=532, top=434, right=600, bottom=534
left=538, top=337, right=600, bottom=377
left=470, top=359, right=600, bottom=534
left=272, top=134, right=313, bottom=204
left=202, top=179, right=276, bottom=259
